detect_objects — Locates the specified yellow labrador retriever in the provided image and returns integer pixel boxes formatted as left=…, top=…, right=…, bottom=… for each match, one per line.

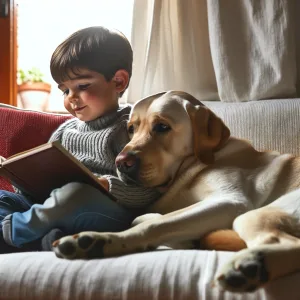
left=53, top=91, right=300, bottom=292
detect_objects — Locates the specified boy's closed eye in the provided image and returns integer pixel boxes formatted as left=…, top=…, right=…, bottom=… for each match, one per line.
left=78, top=84, right=91, bottom=90
left=61, top=84, right=90, bottom=96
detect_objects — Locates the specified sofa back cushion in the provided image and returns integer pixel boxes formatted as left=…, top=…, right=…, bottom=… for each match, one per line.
left=0, top=107, right=72, bottom=191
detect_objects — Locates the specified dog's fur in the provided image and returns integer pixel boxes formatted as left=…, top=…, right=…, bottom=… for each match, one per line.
left=53, top=91, right=300, bottom=292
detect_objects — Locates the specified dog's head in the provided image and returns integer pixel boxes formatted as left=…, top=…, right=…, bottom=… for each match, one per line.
left=116, top=91, right=230, bottom=188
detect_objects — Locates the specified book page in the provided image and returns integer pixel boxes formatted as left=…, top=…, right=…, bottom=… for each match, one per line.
left=5, top=143, right=53, bottom=162
left=0, top=155, right=6, bottom=164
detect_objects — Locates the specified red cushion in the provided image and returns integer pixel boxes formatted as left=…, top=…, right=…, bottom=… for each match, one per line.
left=0, top=107, right=72, bottom=191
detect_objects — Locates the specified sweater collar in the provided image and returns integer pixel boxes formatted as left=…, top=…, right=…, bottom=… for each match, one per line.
left=77, top=105, right=131, bottom=131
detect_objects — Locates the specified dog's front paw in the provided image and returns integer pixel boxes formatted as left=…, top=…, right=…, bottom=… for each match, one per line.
left=52, top=231, right=152, bottom=259
left=216, top=248, right=269, bottom=292
left=52, top=231, right=115, bottom=259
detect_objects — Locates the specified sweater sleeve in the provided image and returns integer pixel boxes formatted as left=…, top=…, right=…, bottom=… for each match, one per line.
left=101, top=175, right=161, bottom=208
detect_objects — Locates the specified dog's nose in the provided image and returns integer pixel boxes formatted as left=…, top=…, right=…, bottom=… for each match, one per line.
left=115, top=152, right=140, bottom=177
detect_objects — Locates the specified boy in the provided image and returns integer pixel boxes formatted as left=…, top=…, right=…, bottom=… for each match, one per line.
left=0, top=26, right=160, bottom=251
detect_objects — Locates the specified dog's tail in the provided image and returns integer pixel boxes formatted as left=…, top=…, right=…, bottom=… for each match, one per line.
left=199, top=230, right=247, bottom=251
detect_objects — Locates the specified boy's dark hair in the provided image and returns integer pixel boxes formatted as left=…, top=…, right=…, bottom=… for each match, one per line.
left=50, top=26, right=133, bottom=96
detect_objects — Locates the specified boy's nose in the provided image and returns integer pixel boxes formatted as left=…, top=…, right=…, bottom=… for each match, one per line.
left=68, top=94, right=79, bottom=103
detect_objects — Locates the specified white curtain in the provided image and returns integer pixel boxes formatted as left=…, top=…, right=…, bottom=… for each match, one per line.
left=127, top=0, right=300, bottom=103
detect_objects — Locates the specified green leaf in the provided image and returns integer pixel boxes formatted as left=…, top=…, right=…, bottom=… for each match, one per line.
left=17, top=67, right=47, bottom=84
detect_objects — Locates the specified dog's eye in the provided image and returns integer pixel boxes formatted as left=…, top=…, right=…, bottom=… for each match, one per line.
left=153, top=123, right=171, bottom=133
left=128, top=125, right=134, bottom=135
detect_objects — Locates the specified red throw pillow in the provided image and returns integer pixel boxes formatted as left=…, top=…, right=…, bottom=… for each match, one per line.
left=0, top=107, right=72, bottom=191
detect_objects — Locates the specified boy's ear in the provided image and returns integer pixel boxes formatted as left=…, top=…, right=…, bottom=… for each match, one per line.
left=113, top=70, right=129, bottom=93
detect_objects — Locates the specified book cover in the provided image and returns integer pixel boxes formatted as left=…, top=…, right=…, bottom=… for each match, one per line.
left=0, top=141, right=116, bottom=204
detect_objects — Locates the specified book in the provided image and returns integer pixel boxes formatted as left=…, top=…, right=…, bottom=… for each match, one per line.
left=0, top=141, right=116, bottom=204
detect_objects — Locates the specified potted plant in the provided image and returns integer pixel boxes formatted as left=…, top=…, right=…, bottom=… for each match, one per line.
left=17, top=67, right=51, bottom=111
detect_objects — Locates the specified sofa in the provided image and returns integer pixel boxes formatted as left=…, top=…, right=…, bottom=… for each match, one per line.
left=1, top=100, right=300, bottom=300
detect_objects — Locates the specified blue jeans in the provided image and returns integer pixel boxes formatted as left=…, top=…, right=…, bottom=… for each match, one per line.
left=0, top=183, right=137, bottom=248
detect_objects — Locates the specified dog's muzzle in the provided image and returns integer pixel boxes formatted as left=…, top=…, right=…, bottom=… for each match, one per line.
left=116, top=151, right=141, bottom=183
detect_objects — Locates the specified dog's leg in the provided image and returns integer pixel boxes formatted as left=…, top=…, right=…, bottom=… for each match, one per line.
left=216, top=192, right=300, bottom=292
left=132, top=213, right=196, bottom=250
left=52, top=195, right=249, bottom=259
left=131, top=213, right=162, bottom=227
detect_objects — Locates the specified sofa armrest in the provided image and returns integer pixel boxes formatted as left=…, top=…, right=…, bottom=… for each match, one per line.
left=0, top=106, right=72, bottom=191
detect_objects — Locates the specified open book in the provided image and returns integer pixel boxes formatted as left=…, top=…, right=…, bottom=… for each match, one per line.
left=0, top=141, right=116, bottom=204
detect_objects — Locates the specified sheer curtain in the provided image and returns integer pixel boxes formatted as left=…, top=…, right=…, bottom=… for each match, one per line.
left=127, top=0, right=300, bottom=103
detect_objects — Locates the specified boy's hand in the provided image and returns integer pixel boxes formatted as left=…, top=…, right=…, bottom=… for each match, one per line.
left=98, top=177, right=109, bottom=191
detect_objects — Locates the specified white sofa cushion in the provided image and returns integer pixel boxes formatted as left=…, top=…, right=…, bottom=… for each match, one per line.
left=0, top=250, right=300, bottom=300
left=204, top=99, right=300, bottom=155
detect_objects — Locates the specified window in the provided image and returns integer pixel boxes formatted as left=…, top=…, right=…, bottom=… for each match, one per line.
left=17, top=0, right=134, bottom=112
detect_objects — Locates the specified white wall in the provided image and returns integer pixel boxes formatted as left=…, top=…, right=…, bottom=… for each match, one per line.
left=17, top=0, right=134, bottom=111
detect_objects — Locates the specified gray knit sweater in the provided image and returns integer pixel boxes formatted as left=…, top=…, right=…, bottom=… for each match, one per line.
left=48, top=105, right=160, bottom=208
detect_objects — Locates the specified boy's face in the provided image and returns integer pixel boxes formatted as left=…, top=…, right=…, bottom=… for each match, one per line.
left=58, top=68, right=119, bottom=121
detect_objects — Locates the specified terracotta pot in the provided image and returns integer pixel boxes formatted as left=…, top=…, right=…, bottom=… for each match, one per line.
left=18, top=82, right=51, bottom=93
left=18, top=82, right=51, bottom=111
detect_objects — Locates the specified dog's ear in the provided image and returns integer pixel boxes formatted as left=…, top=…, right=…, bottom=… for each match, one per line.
left=187, top=104, right=230, bottom=164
